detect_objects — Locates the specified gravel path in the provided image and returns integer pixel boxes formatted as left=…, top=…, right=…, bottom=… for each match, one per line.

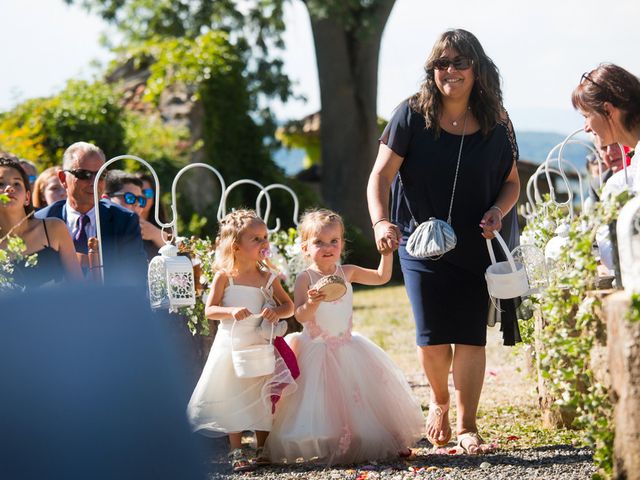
left=204, top=441, right=595, bottom=479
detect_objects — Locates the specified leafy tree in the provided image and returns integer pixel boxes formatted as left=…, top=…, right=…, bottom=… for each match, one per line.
left=67, top=0, right=396, bottom=235
left=304, top=0, right=395, bottom=233
left=0, top=80, right=126, bottom=167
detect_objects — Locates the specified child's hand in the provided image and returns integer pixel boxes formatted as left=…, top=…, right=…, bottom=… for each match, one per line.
left=261, top=307, right=279, bottom=324
left=306, top=288, right=326, bottom=304
left=230, top=307, right=253, bottom=321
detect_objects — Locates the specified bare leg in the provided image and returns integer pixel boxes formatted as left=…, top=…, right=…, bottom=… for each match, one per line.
left=229, top=432, right=243, bottom=451
left=452, top=344, right=486, bottom=435
left=255, top=430, right=269, bottom=448
left=418, top=344, right=453, bottom=444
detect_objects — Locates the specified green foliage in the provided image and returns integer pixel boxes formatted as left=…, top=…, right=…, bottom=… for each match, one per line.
left=0, top=214, right=39, bottom=293
left=68, top=0, right=291, bottom=104
left=522, top=190, right=635, bottom=478
left=42, top=80, right=127, bottom=161
left=627, top=293, right=640, bottom=323
left=0, top=80, right=126, bottom=167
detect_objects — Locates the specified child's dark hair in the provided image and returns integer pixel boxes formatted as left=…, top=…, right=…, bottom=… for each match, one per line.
left=0, top=152, right=34, bottom=215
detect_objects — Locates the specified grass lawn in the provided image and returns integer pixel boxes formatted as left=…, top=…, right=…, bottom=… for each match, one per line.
left=351, top=284, right=583, bottom=451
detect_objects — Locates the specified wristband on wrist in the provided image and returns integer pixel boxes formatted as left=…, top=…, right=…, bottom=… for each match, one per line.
left=372, top=218, right=389, bottom=228
left=490, top=205, right=504, bottom=218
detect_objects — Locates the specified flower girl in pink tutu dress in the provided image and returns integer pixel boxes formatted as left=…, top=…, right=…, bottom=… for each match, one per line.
left=265, top=209, right=424, bottom=465
left=187, top=210, right=296, bottom=473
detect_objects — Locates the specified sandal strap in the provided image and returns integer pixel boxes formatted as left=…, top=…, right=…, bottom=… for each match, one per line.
left=429, top=401, right=449, bottom=416
left=457, top=431, right=485, bottom=454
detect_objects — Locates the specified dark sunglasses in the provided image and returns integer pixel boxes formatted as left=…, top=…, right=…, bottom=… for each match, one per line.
left=110, top=191, right=147, bottom=208
left=64, top=169, right=100, bottom=181
left=432, top=56, right=473, bottom=71
left=142, top=188, right=154, bottom=199
left=580, top=72, right=606, bottom=91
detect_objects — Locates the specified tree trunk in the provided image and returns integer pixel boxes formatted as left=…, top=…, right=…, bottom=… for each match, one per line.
left=307, top=0, right=395, bottom=234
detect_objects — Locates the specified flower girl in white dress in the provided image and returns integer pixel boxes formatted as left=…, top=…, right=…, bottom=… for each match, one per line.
left=187, top=210, right=296, bottom=473
left=266, top=209, right=424, bottom=465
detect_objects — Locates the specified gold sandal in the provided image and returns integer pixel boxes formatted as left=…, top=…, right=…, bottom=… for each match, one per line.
left=425, top=402, right=452, bottom=447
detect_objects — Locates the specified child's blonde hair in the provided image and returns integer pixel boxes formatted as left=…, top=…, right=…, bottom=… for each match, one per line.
left=298, top=208, right=345, bottom=258
left=213, top=209, right=265, bottom=275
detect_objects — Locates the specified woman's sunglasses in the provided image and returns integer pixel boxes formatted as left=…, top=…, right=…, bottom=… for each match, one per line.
left=110, top=191, right=147, bottom=208
left=432, top=56, right=473, bottom=71
left=142, top=188, right=154, bottom=199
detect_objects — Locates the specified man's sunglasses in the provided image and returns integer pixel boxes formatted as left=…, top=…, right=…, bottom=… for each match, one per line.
left=432, top=56, right=473, bottom=71
left=64, top=169, right=100, bottom=181
left=142, top=188, right=154, bottom=199
left=110, top=191, right=147, bottom=208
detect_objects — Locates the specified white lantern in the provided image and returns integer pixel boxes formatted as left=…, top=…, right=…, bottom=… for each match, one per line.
left=148, top=244, right=196, bottom=310
left=544, top=222, right=570, bottom=264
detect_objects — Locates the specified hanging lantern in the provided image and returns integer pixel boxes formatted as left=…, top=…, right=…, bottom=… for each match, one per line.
left=512, top=244, right=548, bottom=294
left=544, top=222, right=570, bottom=270
left=148, top=244, right=196, bottom=310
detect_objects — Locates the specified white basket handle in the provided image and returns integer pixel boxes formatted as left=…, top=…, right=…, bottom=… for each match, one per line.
left=230, top=316, right=274, bottom=351
left=486, top=230, right=518, bottom=272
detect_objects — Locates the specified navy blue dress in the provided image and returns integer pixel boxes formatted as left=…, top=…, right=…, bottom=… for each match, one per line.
left=381, top=100, right=519, bottom=346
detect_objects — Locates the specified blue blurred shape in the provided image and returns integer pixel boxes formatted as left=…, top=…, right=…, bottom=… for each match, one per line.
left=0, top=285, right=210, bottom=480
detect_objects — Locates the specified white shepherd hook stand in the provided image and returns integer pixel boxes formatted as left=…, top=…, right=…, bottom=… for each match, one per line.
left=92, top=157, right=301, bottom=285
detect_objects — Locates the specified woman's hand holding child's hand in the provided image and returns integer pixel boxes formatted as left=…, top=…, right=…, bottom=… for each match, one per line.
left=231, top=307, right=253, bottom=321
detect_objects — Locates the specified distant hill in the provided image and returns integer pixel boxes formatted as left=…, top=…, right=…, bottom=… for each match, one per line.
left=273, top=130, right=592, bottom=176
left=516, top=131, right=590, bottom=172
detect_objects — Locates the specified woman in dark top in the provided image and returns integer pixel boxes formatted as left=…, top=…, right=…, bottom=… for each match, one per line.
left=0, top=154, right=82, bottom=289
left=367, top=29, right=520, bottom=454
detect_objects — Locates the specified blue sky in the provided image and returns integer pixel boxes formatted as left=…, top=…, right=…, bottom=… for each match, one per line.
left=1, top=0, right=638, bottom=134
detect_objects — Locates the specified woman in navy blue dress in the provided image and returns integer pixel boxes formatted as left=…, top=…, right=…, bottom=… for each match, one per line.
left=367, top=29, right=520, bottom=454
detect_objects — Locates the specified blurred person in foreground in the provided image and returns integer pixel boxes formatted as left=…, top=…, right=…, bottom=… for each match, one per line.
left=0, top=284, right=210, bottom=480
left=35, top=142, right=147, bottom=286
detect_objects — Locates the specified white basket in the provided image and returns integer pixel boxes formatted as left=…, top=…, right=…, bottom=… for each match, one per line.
left=230, top=319, right=275, bottom=378
left=485, top=231, right=530, bottom=299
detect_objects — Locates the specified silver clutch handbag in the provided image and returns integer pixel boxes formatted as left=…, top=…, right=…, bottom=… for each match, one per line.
left=406, top=217, right=457, bottom=259
left=404, top=112, right=467, bottom=260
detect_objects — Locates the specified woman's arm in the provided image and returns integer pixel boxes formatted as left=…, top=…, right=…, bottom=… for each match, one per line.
left=366, top=144, right=404, bottom=253
left=261, top=278, right=295, bottom=323
left=139, top=218, right=166, bottom=248
left=343, top=253, right=393, bottom=286
left=480, top=160, right=520, bottom=239
left=204, top=272, right=252, bottom=321
left=48, top=218, right=83, bottom=281
left=292, top=272, right=323, bottom=324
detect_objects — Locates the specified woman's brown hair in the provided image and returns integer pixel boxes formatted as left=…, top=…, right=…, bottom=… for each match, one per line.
left=0, top=152, right=34, bottom=215
left=410, top=29, right=504, bottom=137
left=572, top=63, right=640, bottom=132
left=32, top=166, right=62, bottom=209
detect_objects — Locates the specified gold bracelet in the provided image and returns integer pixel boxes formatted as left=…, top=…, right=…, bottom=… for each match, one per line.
left=372, top=218, right=389, bottom=228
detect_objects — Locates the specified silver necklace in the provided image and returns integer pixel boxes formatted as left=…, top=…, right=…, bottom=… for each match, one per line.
left=449, top=106, right=470, bottom=127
